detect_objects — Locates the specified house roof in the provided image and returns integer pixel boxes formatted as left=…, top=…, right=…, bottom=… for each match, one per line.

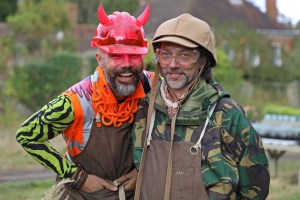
left=137, top=0, right=290, bottom=36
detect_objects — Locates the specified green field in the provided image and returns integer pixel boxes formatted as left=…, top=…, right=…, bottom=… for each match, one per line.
left=0, top=179, right=53, bottom=200
left=1, top=125, right=300, bottom=200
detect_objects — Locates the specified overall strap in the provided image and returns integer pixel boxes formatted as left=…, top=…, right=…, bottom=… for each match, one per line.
left=190, top=103, right=217, bottom=152
left=141, top=71, right=151, bottom=94
left=163, top=110, right=179, bottom=200
left=134, top=65, right=160, bottom=200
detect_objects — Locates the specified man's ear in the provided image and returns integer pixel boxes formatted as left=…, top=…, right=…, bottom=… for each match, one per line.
left=202, top=58, right=207, bottom=68
left=198, top=57, right=206, bottom=70
left=95, top=53, right=102, bottom=65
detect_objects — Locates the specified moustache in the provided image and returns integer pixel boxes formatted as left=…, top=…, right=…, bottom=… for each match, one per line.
left=112, top=67, right=142, bottom=78
left=165, top=68, right=183, bottom=74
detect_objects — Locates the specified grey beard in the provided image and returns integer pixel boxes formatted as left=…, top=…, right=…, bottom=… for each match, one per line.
left=165, top=76, right=189, bottom=89
left=164, top=64, right=201, bottom=90
left=112, top=84, right=136, bottom=97
left=104, top=72, right=138, bottom=98
left=102, top=61, right=141, bottom=98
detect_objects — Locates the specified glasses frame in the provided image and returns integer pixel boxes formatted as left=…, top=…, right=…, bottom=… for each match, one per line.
left=155, top=48, right=200, bottom=65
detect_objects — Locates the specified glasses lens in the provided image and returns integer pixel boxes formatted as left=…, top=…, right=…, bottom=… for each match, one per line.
left=155, top=49, right=169, bottom=65
left=156, top=49, right=199, bottom=65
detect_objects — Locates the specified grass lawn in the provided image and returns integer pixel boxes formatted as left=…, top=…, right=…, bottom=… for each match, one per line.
left=1, top=155, right=300, bottom=200
left=1, top=124, right=300, bottom=199
left=0, top=179, right=54, bottom=200
left=267, top=153, right=300, bottom=200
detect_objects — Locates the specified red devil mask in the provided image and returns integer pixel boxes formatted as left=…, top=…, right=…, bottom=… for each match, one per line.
left=91, top=3, right=150, bottom=55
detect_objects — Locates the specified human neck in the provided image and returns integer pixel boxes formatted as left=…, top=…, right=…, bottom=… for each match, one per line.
left=167, top=85, right=190, bottom=101
left=167, top=76, right=201, bottom=101
left=116, top=95, right=126, bottom=103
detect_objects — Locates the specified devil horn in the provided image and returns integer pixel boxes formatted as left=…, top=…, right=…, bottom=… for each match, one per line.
left=98, top=3, right=110, bottom=25
left=136, top=5, right=150, bottom=27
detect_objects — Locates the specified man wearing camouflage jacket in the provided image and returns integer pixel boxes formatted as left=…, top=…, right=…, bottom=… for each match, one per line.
left=132, top=14, right=270, bottom=200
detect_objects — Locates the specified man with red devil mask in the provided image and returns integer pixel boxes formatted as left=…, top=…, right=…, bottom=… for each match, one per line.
left=16, top=3, right=152, bottom=199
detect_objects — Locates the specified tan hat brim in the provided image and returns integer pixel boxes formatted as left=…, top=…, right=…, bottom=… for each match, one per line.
left=153, top=36, right=198, bottom=48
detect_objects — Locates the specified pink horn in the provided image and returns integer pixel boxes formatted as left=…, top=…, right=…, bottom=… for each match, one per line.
left=98, top=3, right=110, bottom=25
left=136, top=5, right=150, bottom=27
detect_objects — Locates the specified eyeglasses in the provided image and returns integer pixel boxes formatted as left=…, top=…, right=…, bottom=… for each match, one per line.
left=155, top=48, right=200, bottom=65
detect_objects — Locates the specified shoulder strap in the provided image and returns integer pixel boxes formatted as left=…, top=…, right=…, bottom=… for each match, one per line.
left=134, top=66, right=160, bottom=200
left=141, top=71, right=151, bottom=94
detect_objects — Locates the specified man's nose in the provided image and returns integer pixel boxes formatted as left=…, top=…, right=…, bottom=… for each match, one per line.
left=115, top=54, right=131, bottom=66
left=120, top=55, right=130, bottom=65
left=169, top=56, right=178, bottom=68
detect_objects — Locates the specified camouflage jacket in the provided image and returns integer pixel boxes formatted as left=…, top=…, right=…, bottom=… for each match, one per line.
left=132, top=79, right=270, bottom=199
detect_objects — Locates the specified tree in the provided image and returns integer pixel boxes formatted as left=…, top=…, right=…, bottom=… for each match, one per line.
left=10, top=52, right=83, bottom=110
left=282, top=34, right=300, bottom=82
left=70, top=0, right=139, bottom=24
left=214, top=21, right=272, bottom=81
left=7, top=0, right=76, bottom=57
left=0, top=0, right=17, bottom=22
left=69, top=0, right=99, bottom=24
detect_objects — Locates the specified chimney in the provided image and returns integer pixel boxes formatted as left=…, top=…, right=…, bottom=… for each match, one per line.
left=266, top=0, right=278, bottom=21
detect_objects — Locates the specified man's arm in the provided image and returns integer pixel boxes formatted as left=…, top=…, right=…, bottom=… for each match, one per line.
left=16, top=95, right=78, bottom=178
left=224, top=101, right=270, bottom=199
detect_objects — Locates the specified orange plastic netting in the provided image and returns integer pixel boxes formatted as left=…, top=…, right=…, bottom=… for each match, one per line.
left=92, top=67, right=146, bottom=128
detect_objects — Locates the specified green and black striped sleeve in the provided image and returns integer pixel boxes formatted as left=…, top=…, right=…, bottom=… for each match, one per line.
left=16, top=95, right=77, bottom=178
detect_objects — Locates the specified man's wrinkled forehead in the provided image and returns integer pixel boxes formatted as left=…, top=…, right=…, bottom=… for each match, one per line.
left=160, top=42, right=197, bottom=51
left=98, top=48, right=143, bottom=57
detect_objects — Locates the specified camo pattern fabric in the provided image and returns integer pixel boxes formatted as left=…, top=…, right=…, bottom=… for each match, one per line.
left=132, top=79, right=270, bottom=200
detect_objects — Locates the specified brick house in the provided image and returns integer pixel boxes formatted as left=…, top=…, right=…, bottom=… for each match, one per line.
left=136, top=0, right=299, bottom=67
